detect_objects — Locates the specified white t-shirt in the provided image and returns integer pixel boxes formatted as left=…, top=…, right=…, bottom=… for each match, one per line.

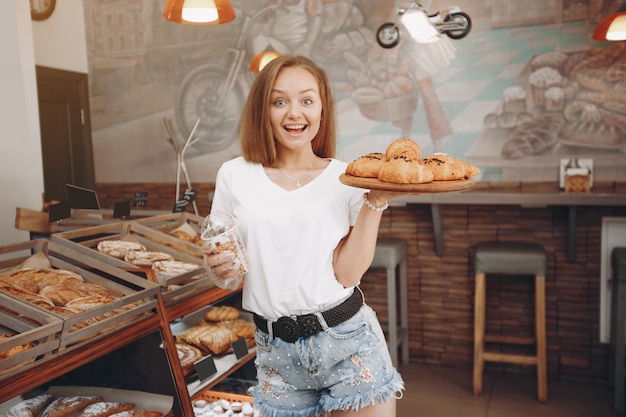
left=211, top=156, right=364, bottom=319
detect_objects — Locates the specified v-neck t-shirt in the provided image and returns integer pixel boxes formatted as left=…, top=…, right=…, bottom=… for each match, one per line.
left=210, top=156, right=364, bottom=320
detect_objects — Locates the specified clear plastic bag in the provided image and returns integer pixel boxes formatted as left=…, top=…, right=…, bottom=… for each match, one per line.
left=200, top=212, right=249, bottom=290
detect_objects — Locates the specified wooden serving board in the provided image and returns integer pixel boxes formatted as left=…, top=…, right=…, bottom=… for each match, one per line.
left=339, top=174, right=475, bottom=194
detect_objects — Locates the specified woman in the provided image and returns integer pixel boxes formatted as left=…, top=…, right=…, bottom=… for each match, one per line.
left=207, top=55, right=404, bottom=417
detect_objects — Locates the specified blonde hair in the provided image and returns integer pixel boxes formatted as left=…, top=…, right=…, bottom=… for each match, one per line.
left=238, top=55, right=336, bottom=165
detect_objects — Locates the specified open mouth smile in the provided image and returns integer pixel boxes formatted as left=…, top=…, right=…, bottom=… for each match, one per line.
left=284, top=124, right=307, bottom=134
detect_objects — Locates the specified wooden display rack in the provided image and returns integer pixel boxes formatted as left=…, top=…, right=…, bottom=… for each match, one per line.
left=1, top=219, right=255, bottom=416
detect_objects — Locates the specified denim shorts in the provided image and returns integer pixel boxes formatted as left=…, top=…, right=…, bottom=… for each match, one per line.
left=251, top=302, right=405, bottom=417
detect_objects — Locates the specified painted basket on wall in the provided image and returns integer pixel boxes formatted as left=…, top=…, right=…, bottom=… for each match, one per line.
left=358, top=92, right=418, bottom=122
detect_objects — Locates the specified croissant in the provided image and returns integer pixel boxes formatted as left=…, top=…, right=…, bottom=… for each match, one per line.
left=378, top=156, right=434, bottom=184
left=421, top=154, right=467, bottom=181
left=385, top=138, right=421, bottom=160
left=345, top=153, right=387, bottom=178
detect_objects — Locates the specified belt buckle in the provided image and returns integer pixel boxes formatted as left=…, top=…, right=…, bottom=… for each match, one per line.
left=297, top=314, right=320, bottom=337
left=275, top=316, right=301, bottom=343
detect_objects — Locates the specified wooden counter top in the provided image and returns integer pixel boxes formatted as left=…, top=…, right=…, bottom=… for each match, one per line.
left=392, top=181, right=626, bottom=207
left=388, top=181, right=626, bottom=262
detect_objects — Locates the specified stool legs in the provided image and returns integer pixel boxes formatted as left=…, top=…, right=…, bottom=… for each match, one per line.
left=399, top=258, right=409, bottom=364
left=473, top=272, right=486, bottom=395
left=611, top=271, right=626, bottom=415
left=473, top=272, right=548, bottom=402
left=387, top=265, right=398, bottom=367
left=535, top=274, right=547, bottom=403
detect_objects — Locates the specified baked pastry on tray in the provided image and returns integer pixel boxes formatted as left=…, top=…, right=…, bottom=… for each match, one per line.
left=378, top=156, right=434, bottom=184
left=345, top=153, right=387, bottom=178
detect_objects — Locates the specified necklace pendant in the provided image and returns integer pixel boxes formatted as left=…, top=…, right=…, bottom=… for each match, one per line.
left=296, top=181, right=302, bottom=188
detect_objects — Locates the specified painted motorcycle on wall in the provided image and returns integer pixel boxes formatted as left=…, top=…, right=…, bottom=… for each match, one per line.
left=376, top=0, right=471, bottom=49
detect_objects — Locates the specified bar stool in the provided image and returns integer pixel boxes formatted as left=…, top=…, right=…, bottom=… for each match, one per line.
left=473, top=241, right=547, bottom=402
left=610, top=247, right=626, bottom=415
left=370, top=237, right=409, bottom=367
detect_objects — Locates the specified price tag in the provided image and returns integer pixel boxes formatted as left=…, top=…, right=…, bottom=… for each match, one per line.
left=113, top=201, right=131, bottom=218
left=48, top=201, right=71, bottom=223
left=195, top=355, right=217, bottom=381
left=172, top=200, right=187, bottom=213
left=232, top=337, right=249, bottom=360
left=183, top=188, right=197, bottom=202
left=133, top=191, right=148, bottom=207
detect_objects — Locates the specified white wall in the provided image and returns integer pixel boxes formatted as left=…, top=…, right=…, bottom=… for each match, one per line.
left=0, top=1, right=43, bottom=245
left=31, top=0, right=88, bottom=73
left=0, top=0, right=88, bottom=245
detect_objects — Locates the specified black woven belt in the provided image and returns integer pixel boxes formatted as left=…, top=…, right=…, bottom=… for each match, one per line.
left=253, top=289, right=363, bottom=343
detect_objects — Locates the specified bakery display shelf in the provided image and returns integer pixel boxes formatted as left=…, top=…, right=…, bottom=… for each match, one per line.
left=0, top=386, right=174, bottom=417
left=193, top=389, right=257, bottom=415
left=197, top=389, right=254, bottom=404
left=186, top=350, right=257, bottom=398
left=0, top=293, right=62, bottom=378
left=135, top=212, right=204, bottom=236
left=48, top=209, right=170, bottom=234
left=339, top=174, right=476, bottom=193
left=169, top=300, right=256, bottom=398
left=0, top=313, right=160, bottom=403
left=0, top=239, right=160, bottom=354
left=50, top=221, right=213, bottom=304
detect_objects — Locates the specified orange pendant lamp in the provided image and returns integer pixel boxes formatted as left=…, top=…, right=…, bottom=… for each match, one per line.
left=593, top=5, right=626, bottom=41
left=164, top=0, right=235, bottom=25
left=249, top=51, right=282, bottom=72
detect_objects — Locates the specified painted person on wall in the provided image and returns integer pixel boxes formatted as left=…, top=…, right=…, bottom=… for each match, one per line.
left=205, top=55, right=405, bottom=417
left=247, top=0, right=323, bottom=59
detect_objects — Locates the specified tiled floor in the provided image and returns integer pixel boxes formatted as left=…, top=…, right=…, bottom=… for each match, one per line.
left=396, top=363, right=616, bottom=417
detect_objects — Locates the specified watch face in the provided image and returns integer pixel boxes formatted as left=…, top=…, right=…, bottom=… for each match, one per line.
left=30, top=0, right=56, bottom=21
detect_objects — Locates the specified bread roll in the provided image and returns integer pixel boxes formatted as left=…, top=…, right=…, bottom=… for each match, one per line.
left=65, top=295, right=118, bottom=313
left=169, top=222, right=198, bottom=243
left=378, top=156, right=434, bottom=184
left=152, top=260, right=199, bottom=281
left=124, top=251, right=174, bottom=268
left=39, top=284, right=84, bottom=306
left=0, top=333, right=33, bottom=359
left=97, top=241, right=146, bottom=260
left=35, top=269, right=84, bottom=291
left=385, top=138, right=421, bottom=160
left=345, top=153, right=387, bottom=178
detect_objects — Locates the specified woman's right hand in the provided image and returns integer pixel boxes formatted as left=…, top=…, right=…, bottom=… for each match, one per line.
left=203, top=251, right=241, bottom=280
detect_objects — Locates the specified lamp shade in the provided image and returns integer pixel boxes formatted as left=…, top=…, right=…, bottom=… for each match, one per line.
left=593, top=12, right=626, bottom=41
left=164, top=0, right=235, bottom=25
left=249, top=51, right=282, bottom=72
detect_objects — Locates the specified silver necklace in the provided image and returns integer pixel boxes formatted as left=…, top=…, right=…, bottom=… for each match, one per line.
left=277, top=167, right=313, bottom=188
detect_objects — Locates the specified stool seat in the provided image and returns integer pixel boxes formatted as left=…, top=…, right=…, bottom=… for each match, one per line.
left=372, top=238, right=408, bottom=270
left=475, top=242, right=546, bottom=276
left=473, top=241, right=548, bottom=403
left=610, top=247, right=626, bottom=415
left=369, top=237, right=409, bottom=367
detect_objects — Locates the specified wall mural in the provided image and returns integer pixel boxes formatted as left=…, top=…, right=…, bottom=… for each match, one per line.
left=84, top=0, right=626, bottom=185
